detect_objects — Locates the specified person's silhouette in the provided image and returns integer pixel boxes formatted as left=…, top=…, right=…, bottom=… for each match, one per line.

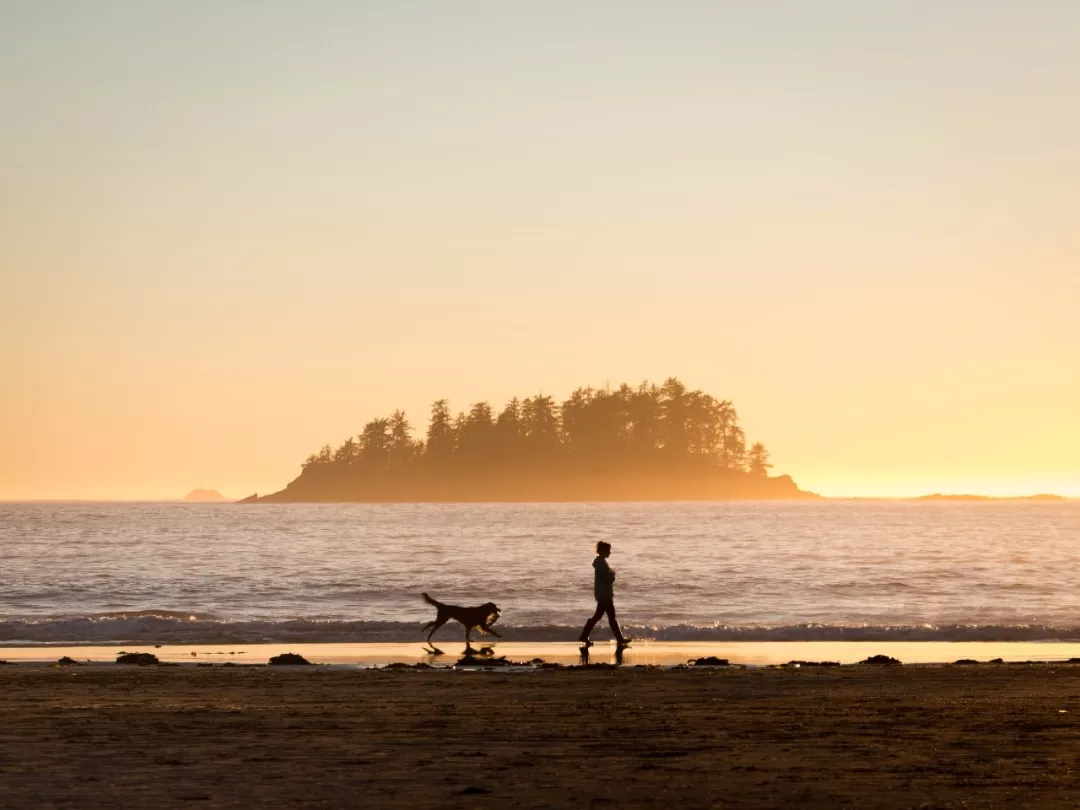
left=578, top=541, right=630, bottom=648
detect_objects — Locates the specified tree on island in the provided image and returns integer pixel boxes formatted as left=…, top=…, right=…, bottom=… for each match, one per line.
left=270, top=377, right=811, bottom=502
left=746, top=443, right=772, bottom=477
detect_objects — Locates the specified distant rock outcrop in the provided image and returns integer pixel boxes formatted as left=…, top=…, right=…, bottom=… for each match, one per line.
left=916, top=493, right=1067, bottom=502
left=235, top=493, right=260, bottom=504
left=184, top=489, right=229, bottom=503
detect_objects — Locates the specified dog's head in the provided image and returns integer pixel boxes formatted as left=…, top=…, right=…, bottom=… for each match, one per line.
left=482, top=602, right=500, bottom=625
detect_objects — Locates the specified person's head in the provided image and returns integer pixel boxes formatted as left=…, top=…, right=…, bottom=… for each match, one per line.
left=596, top=541, right=611, bottom=558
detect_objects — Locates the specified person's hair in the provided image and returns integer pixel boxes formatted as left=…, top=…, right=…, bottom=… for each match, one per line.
left=596, top=541, right=611, bottom=555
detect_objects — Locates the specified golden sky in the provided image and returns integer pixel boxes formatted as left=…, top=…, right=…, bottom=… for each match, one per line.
left=2, top=2, right=1078, bottom=500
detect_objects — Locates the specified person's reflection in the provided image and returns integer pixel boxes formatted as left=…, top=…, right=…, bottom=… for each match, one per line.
left=576, top=642, right=627, bottom=666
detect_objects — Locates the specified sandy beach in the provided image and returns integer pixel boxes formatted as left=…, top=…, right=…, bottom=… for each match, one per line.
left=2, top=663, right=1080, bottom=808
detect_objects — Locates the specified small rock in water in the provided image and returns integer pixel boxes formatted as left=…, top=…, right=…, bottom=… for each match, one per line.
left=383, top=662, right=434, bottom=670
left=954, top=659, right=980, bottom=665
left=268, top=653, right=311, bottom=666
left=689, top=657, right=729, bottom=666
left=57, top=656, right=80, bottom=666
left=860, top=655, right=902, bottom=666
left=989, top=658, right=1005, bottom=664
left=116, top=652, right=159, bottom=666
left=458, top=787, right=490, bottom=795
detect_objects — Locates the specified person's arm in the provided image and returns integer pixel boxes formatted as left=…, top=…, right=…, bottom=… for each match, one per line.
left=598, top=558, right=615, bottom=584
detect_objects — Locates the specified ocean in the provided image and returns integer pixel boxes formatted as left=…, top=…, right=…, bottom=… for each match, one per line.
left=2, top=501, right=1079, bottom=646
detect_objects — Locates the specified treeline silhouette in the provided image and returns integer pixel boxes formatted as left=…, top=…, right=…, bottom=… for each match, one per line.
left=261, top=378, right=811, bottom=502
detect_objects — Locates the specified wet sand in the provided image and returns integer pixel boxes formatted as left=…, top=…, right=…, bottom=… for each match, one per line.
left=3, top=665, right=1080, bottom=808
left=7, top=639, right=1080, bottom=666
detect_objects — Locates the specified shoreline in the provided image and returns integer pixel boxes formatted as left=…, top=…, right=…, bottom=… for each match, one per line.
left=6, top=640, right=1080, bottom=667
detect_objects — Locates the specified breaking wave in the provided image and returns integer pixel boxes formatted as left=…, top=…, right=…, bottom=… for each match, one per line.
left=4, top=613, right=1080, bottom=645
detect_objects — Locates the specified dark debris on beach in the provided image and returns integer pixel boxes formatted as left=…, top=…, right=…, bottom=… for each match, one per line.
left=383, top=662, right=436, bottom=670
left=779, top=660, right=841, bottom=668
left=116, top=652, right=160, bottom=666
left=268, top=653, right=311, bottom=666
left=689, top=656, right=730, bottom=666
left=860, top=654, right=902, bottom=666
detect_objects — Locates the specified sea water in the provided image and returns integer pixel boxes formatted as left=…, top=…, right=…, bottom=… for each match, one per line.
left=2, top=501, right=1079, bottom=646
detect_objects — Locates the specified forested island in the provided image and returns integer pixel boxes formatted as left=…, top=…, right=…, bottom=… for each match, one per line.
left=256, top=378, right=816, bottom=502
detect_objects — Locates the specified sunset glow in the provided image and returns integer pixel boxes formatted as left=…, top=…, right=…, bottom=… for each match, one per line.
left=2, top=2, right=1077, bottom=501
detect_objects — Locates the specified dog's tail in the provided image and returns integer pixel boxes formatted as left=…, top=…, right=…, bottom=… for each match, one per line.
left=421, top=592, right=445, bottom=609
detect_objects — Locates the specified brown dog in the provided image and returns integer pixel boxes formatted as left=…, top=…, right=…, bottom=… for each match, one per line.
left=421, top=593, right=502, bottom=645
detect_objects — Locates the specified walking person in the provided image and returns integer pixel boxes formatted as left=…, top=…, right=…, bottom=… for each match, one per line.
left=579, top=541, right=631, bottom=648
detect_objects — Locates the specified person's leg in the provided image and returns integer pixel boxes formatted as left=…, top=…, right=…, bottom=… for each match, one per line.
left=604, top=600, right=627, bottom=643
left=579, top=602, right=606, bottom=642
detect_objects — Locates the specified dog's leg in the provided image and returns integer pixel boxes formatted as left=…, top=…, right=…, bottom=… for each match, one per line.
left=482, top=624, right=503, bottom=638
left=426, top=615, right=449, bottom=644
left=421, top=620, right=445, bottom=654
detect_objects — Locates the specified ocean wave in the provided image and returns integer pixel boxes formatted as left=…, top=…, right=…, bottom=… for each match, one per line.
left=4, top=614, right=1080, bottom=644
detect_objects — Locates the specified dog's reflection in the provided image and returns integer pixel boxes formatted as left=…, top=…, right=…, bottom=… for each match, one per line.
left=424, top=642, right=498, bottom=659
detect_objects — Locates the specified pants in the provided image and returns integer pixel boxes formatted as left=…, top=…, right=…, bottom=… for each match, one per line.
left=580, top=598, right=623, bottom=642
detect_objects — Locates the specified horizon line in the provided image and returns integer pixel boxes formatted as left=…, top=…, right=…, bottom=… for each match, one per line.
left=2, top=494, right=1075, bottom=504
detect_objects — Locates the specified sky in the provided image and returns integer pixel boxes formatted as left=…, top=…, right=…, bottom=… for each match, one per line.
left=1, top=1, right=1078, bottom=500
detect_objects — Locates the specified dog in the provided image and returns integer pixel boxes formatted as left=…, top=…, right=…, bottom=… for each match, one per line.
left=421, top=593, right=502, bottom=648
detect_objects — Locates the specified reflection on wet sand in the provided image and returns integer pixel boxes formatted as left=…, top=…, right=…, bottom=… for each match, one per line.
left=5, top=640, right=1080, bottom=667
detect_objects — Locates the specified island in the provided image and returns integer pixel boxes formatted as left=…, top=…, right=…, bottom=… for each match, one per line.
left=255, top=378, right=818, bottom=503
